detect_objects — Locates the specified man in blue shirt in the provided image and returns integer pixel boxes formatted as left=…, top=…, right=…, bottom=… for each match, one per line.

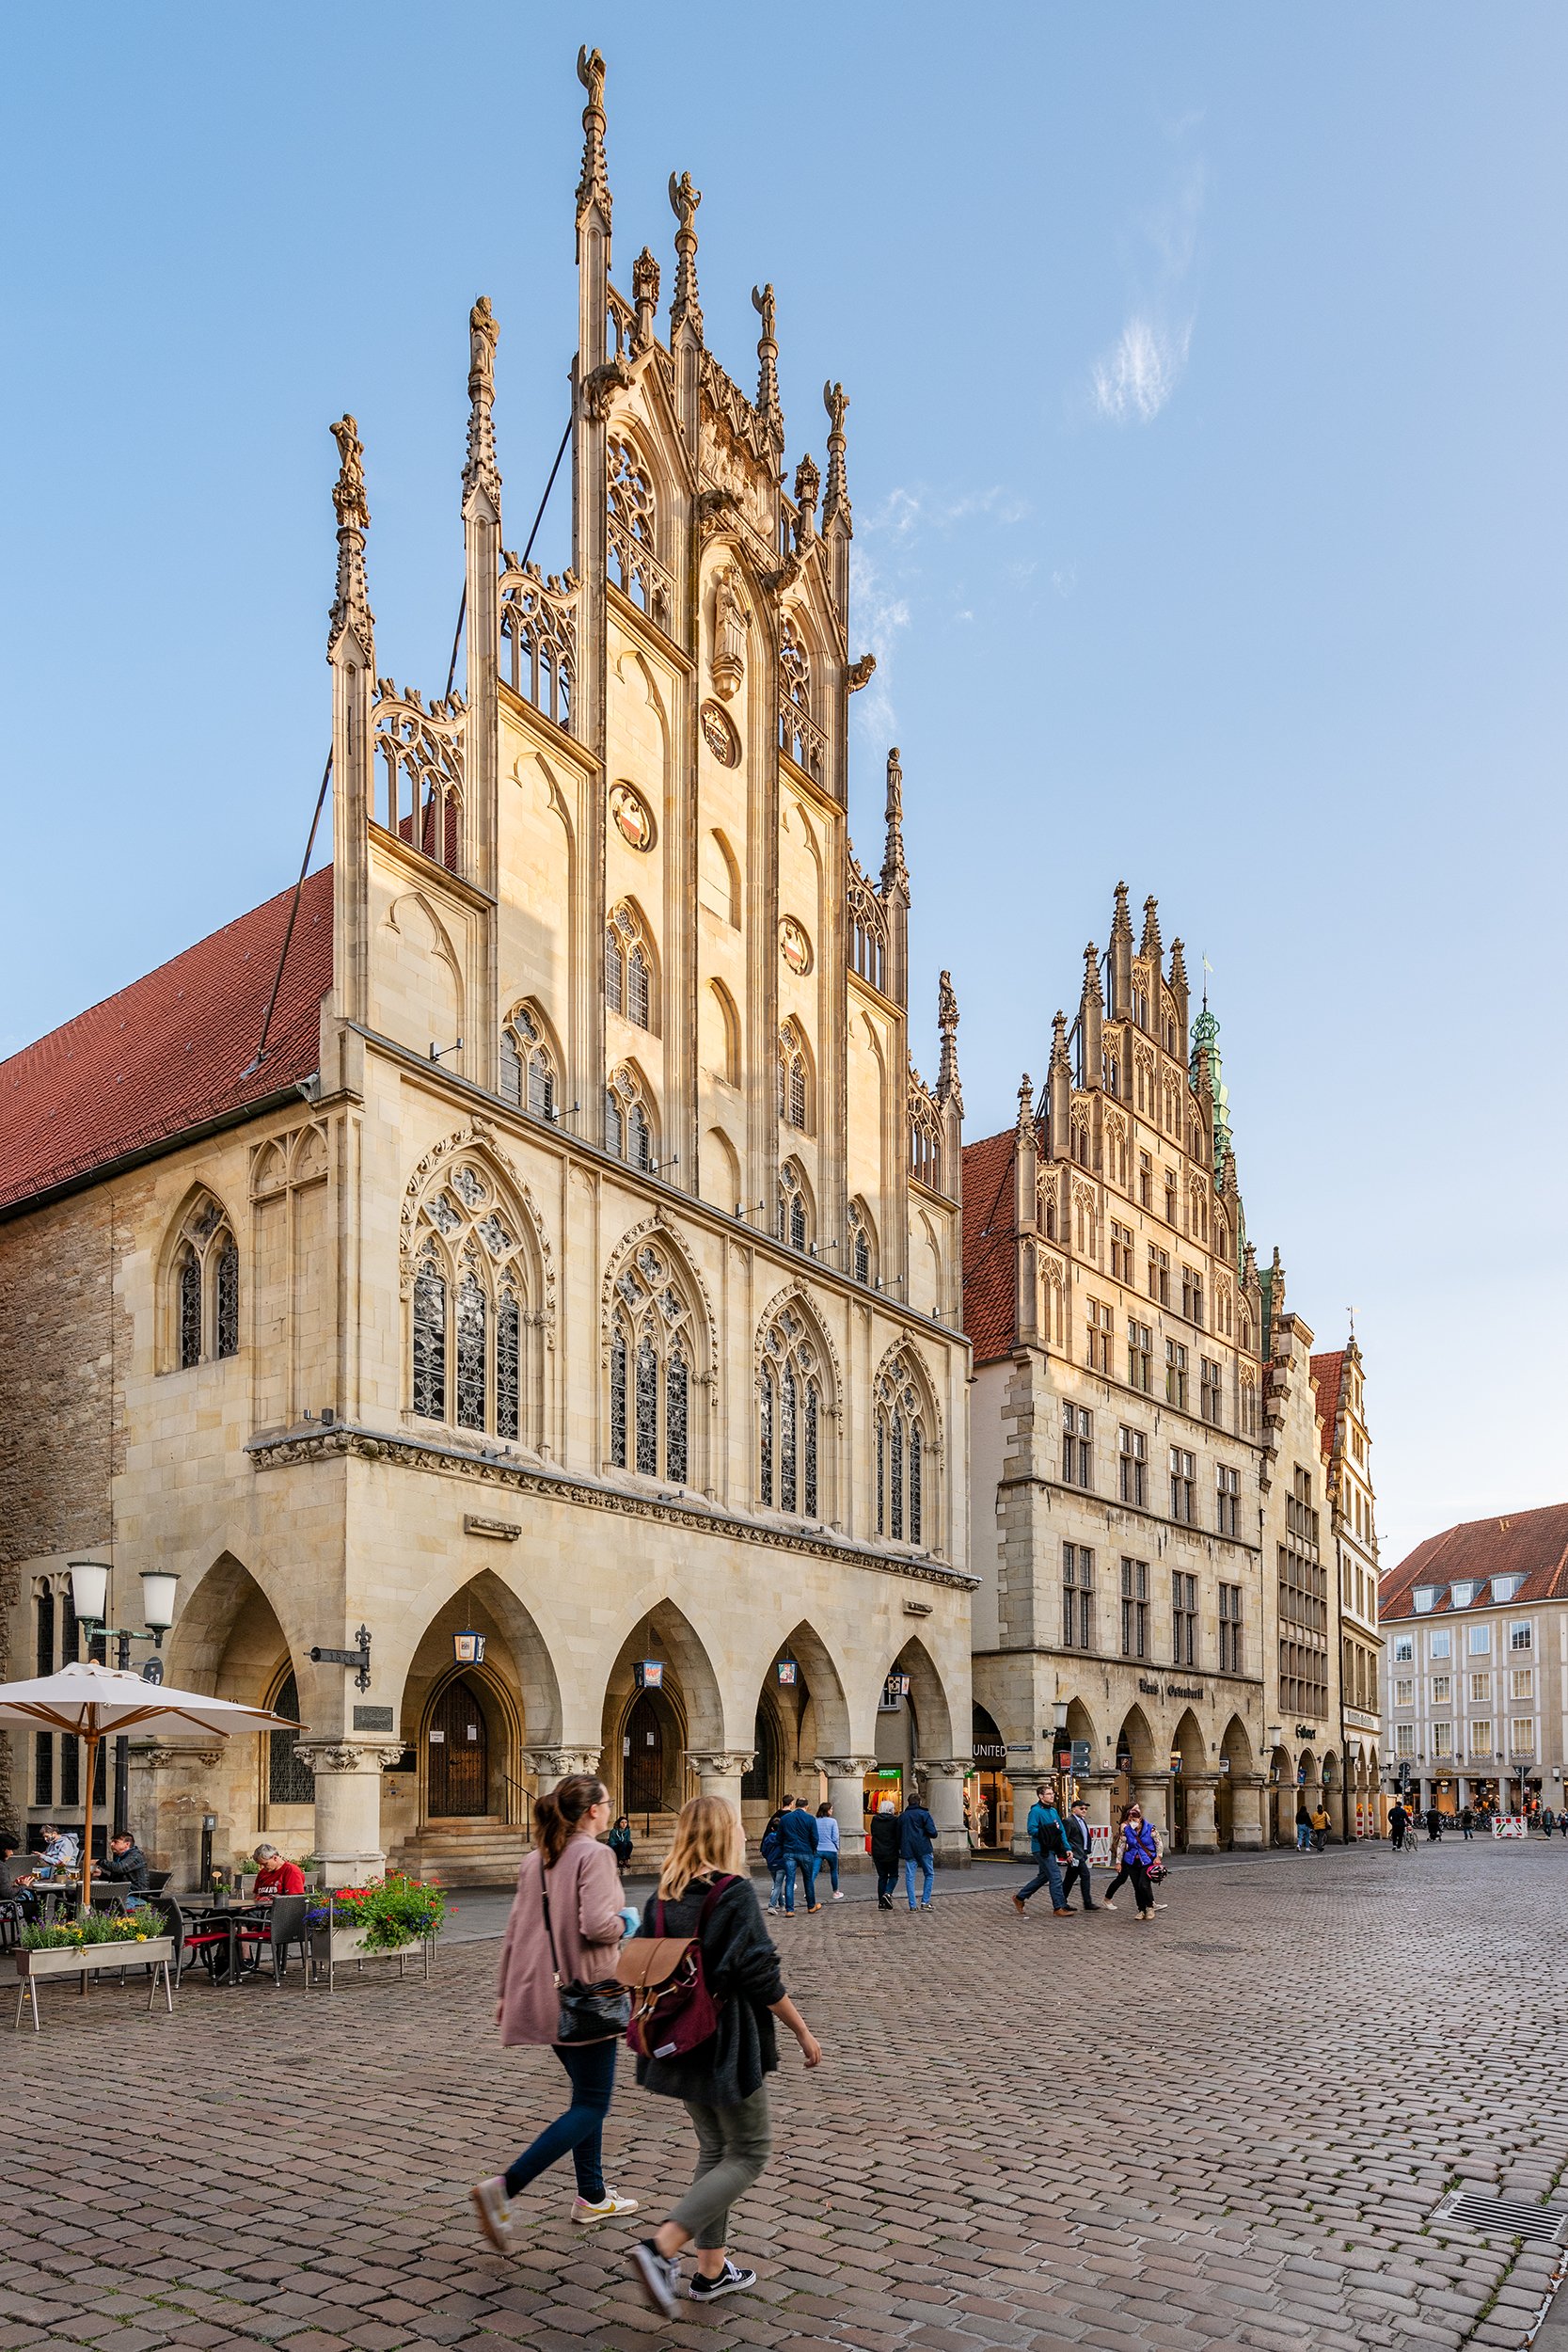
left=777, top=1797, right=822, bottom=1915
left=1012, top=1783, right=1071, bottom=1917
left=897, top=1795, right=939, bottom=1911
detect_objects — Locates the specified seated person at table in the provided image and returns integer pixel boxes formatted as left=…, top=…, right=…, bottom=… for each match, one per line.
left=101, top=1831, right=149, bottom=1894
left=0, top=1833, right=40, bottom=1919
left=251, top=1842, right=306, bottom=1899
left=36, top=1823, right=81, bottom=1873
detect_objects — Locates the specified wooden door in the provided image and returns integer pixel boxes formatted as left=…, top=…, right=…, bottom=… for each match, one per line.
left=626, top=1692, right=664, bottom=1814
left=428, top=1677, right=488, bottom=1817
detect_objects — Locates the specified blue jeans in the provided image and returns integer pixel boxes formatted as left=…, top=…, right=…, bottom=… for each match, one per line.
left=1296, top=1823, right=1311, bottom=1851
left=768, top=1863, right=789, bottom=1910
left=789, top=1854, right=819, bottom=1911
left=903, top=1854, right=934, bottom=1908
left=1016, top=1852, right=1065, bottom=1908
left=504, top=2037, right=617, bottom=2202
left=817, top=1849, right=840, bottom=1893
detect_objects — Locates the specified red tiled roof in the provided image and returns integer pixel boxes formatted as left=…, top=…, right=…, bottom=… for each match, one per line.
left=1380, top=1502, right=1568, bottom=1620
left=0, top=865, right=333, bottom=1215
left=961, top=1126, right=1022, bottom=1363
left=1309, top=1348, right=1346, bottom=1466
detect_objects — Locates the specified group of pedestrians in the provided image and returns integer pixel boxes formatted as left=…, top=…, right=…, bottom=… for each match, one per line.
left=477, top=1773, right=820, bottom=2314
left=757, top=1797, right=846, bottom=1915
left=1010, top=1782, right=1166, bottom=1922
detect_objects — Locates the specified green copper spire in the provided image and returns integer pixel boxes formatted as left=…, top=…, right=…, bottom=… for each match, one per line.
left=1189, top=1001, right=1233, bottom=1184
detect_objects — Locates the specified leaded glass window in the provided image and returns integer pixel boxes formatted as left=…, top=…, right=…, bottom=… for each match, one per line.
left=499, top=1030, right=523, bottom=1105
left=803, top=1382, right=818, bottom=1518
left=413, top=1249, right=448, bottom=1419
left=610, top=1331, right=628, bottom=1467
left=877, top=1416, right=885, bottom=1534
left=268, top=1670, right=314, bottom=1805
left=604, top=1090, right=623, bottom=1156
left=215, top=1236, right=239, bottom=1359
left=910, top=1425, right=922, bottom=1545
left=890, top=1412, right=904, bottom=1539
left=496, top=1289, right=520, bottom=1441
left=635, top=1336, right=658, bottom=1474
left=852, top=1220, right=871, bottom=1286
left=628, top=945, right=650, bottom=1029
left=629, top=1103, right=652, bottom=1171
left=780, top=1364, right=798, bottom=1513
left=759, top=1367, right=773, bottom=1500
left=666, top=1348, right=689, bottom=1485
left=60, top=1734, right=79, bottom=1806
left=528, top=1052, right=554, bottom=1120
left=605, top=927, right=623, bottom=1013
left=178, top=1251, right=201, bottom=1369
left=874, top=1355, right=933, bottom=1551
left=455, top=1268, right=487, bottom=1428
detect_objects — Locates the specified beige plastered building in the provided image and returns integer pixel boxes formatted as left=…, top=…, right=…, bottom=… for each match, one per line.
left=0, top=54, right=973, bottom=1886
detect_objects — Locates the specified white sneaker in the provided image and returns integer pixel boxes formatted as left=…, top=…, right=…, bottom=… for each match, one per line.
left=832, top=1890, right=845, bottom=1900
left=573, top=2188, right=639, bottom=2223
left=628, top=2239, right=681, bottom=2318
left=469, top=2174, right=515, bottom=2253
left=765, top=1903, right=777, bottom=1915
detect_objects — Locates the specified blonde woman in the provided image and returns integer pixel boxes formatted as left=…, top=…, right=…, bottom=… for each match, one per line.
left=473, top=1773, right=636, bottom=2252
left=627, top=1795, right=821, bottom=2315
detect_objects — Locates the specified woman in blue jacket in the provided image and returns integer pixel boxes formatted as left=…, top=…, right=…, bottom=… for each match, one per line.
left=814, top=1803, right=844, bottom=1899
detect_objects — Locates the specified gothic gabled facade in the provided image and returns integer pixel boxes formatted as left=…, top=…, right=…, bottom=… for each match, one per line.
left=0, top=51, right=971, bottom=1883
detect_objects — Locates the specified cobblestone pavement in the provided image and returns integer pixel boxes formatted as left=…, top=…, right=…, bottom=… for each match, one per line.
left=7, top=1840, right=1568, bottom=2352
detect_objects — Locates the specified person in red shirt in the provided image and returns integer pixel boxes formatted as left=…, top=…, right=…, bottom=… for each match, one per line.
left=250, top=1842, right=306, bottom=1899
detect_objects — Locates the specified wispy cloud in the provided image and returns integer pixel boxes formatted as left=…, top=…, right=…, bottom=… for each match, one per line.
left=848, top=482, right=1030, bottom=738
left=1089, top=155, right=1205, bottom=428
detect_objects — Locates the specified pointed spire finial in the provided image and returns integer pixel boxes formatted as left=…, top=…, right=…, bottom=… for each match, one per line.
left=1111, top=880, right=1132, bottom=941
left=576, top=46, right=611, bottom=232
left=881, top=746, right=908, bottom=896
left=1170, top=937, right=1188, bottom=989
left=822, top=379, right=851, bottom=532
left=1082, top=941, right=1103, bottom=1007
left=1050, top=1009, right=1070, bottom=1073
left=327, top=415, right=374, bottom=660
left=1017, top=1073, right=1035, bottom=1138
left=631, top=246, right=660, bottom=351
left=752, top=282, right=784, bottom=446
left=793, top=453, right=820, bottom=549
left=669, top=171, right=704, bottom=341
left=462, top=296, right=501, bottom=516
left=1140, top=892, right=1162, bottom=961
left=937, top=972, right=962, bottom=1112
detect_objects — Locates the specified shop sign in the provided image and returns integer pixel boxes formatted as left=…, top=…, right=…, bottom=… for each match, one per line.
left=1006, top=1741, right=1034, bottom=1755
left=972, top=1738, right=1006, bottom=1764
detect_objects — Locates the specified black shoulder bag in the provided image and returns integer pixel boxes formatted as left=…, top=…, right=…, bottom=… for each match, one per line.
left=540, top=1857, right=632, bottom=2043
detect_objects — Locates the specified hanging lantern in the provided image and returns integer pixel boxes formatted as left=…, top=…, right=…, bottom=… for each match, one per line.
left=452, top=1629, right=486, bottom=1667
left=776, top=1659, right=798, bottom=1687
left=636, top=1659, right=664, bottom=1691
left=884, top=1671, right=911, bottom=1703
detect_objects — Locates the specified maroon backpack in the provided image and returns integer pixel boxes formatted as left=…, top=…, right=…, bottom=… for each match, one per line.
left=615, top=1873, right=734, bottom=2059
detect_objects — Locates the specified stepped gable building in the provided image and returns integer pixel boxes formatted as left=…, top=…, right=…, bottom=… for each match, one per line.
left=0, top=50, right=972, bottom=1884
left=1381, top=1502, right=1568, bottom=1820
left=961, top=888, right=1355, bottom=1851
left=1312, top=1335, right=1384, bottom=1833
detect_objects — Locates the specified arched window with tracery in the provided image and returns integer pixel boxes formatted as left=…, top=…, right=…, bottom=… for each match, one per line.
left=757, top=1304, right=825, bottom=1518
left=909, top=1086, right=942, bottom=1193
left=373, top=683, right=464, bottom=876
left=606, top=1240, right=697, bottom=1487
left=604, top=1066, right=656, bottom=1173
left=606, top=435, right=672, bottom=629
left=875, top=1352, right=935, bottom=1549
left=605, top=903, right=656, bottom=1033
left=777, top=1021, right=812, bottom=1133
left=499, top=1004, right=558, bottom=1122
left=777, top=615, right=823, bottom=779
left=847, top=1200, right=876, bottom=1288
left=408, top=1159, right=533, bottom=1442
left=167, top=1192, right=241, bottom=1371
left=777, top=1160, right=810, bottom=1253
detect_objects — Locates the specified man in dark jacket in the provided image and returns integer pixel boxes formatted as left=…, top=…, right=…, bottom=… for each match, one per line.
left=869, top=1802, right=901, bottom=1909
left=101, top=1833, right=149, bottom=1895
left=1061, top=1800, right=1100, bottom=1912
left=777, top=1798, right=821, bottom=1915
left=897, top=1795, right=939, bottom=1912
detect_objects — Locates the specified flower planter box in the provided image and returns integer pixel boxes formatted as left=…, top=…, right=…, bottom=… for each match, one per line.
left=12, top=1938, right=176, bottom=2033
left=308, top=1916, right=434, bottom=1992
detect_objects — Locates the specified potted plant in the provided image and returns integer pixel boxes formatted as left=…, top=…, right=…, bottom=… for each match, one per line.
left=307, top=1873, right=445, bottom=1989
left=13, top=1906, right=177, bottom=2030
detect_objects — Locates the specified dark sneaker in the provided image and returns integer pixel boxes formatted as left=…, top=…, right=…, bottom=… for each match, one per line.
left=628, top=2240, right=680, bottom=2318
left=689, top=2260, right=758, bottom=2301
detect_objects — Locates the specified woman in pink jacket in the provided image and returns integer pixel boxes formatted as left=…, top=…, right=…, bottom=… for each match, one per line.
left=472, top=1772, right=636, bottom=2251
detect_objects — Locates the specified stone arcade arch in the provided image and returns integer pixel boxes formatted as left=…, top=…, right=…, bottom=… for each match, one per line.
left=1170, top=1708, right=1210, bottom=1852
left=1217, top=1715, right=1259, bottom=1850
left=598, top=1598, right=727, bottom=1824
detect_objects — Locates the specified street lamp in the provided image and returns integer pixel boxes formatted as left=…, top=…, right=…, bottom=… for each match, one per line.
left=68, top=1561, right=180, bottom=1844
left=452, top=1629, right=486, bottom=1667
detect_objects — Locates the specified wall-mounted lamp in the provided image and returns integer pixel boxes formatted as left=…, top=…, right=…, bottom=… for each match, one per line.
left=452, top=1629, right=486, bottom=1668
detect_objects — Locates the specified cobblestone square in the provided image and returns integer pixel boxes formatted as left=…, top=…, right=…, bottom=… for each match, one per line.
left=7, top=1843, right=1567, bottom=2351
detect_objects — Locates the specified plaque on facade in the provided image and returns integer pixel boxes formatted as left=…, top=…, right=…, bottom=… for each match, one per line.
left=780, top=916, right=812, bottom=976
left=610, top=781, right=656, bottom=850
left=352, top=1704, right=394, bottom=1731
left=699, top=699, right=740, bottom=767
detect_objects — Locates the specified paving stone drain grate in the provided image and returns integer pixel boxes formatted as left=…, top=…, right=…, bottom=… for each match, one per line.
left=1431, top=2190, right=1568, bottom=2246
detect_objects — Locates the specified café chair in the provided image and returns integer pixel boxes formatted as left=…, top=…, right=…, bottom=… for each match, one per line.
left=234, top=1893, right=311, bottom=1985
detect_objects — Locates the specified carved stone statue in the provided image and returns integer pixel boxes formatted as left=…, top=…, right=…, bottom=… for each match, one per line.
left=711, top=564, right=749, bottom=701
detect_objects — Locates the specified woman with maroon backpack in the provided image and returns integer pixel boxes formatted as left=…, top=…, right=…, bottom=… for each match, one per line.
left=626, top=1795, right=821, bottom=2314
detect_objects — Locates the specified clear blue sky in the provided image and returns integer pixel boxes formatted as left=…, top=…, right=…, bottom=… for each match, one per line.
left=4, top=5, right=1564, bottom=1568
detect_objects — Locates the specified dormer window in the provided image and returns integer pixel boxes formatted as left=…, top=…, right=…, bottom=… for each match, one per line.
left=1412, top=1585, right=1438, bottom=1614
left=1449, top=1580, right=1476, bottom=1609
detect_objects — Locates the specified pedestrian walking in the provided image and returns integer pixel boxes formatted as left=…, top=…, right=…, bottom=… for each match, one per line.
left=1460, top=1805, right=1475, bottom=1841
left=777, top=1797, right=821, bottom=1915
left=759, top=1810, right=789, bottom=1915
left=626, top=1796, right=822, bottom=2315
left=814, top=1804, right=844, bottom=1899
left=869, top=1798, right=901, bottom=1910
left=1061, top=1798, right=1100, bottom=1912
left=898, top=1790, right=939, bottom=1911
left=1011, top=1782, right=1071, bottom=1918
left=1103, top=1803, right=1161, bottom=1922
left=1426, top=1804, right=1443, bottom=1844
left=1542, top=1807, right=1556, bottom=1838
left=1389, top=1799, right=1408, bottom=1850
left=1310, top=1802, right=1330, bottom=1853
left=608, top=1815, right=634, bottom=1875
left=473, top=1772, right=638, bottom=2252
left=1294, top=1802, right=1312, bottom=1853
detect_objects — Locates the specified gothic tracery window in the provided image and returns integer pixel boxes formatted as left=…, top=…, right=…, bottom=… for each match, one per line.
left=604, top=1066, right=656, bottom=1172
left=168, top=1193, right=240, bottom=1371
left=499, top=1005, right=558, bottom=1122
left=607, top=1244, right=697, bottom=1487
left=875, top=1354, right=935, bottom=1549
left=606, top=435, right=670, bottom=627
left=408, top=1159, right=532, bottom=1442
left=847, top=1200, right=875, bottom=1288
left=778, top=1022, right=811, bottom=1133
left=777, top=1161, right=809, bottom=1253
left=757, top=1305, right=824, bottom=1519
left=606, top=904, right=656, bottom=1033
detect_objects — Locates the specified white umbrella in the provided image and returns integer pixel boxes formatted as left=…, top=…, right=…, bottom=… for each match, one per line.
left=0, top=1661, right=298, bottom=1911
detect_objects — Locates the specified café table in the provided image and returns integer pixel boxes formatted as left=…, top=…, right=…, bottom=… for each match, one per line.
left=169, top=1894, right=271, bottom=1986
